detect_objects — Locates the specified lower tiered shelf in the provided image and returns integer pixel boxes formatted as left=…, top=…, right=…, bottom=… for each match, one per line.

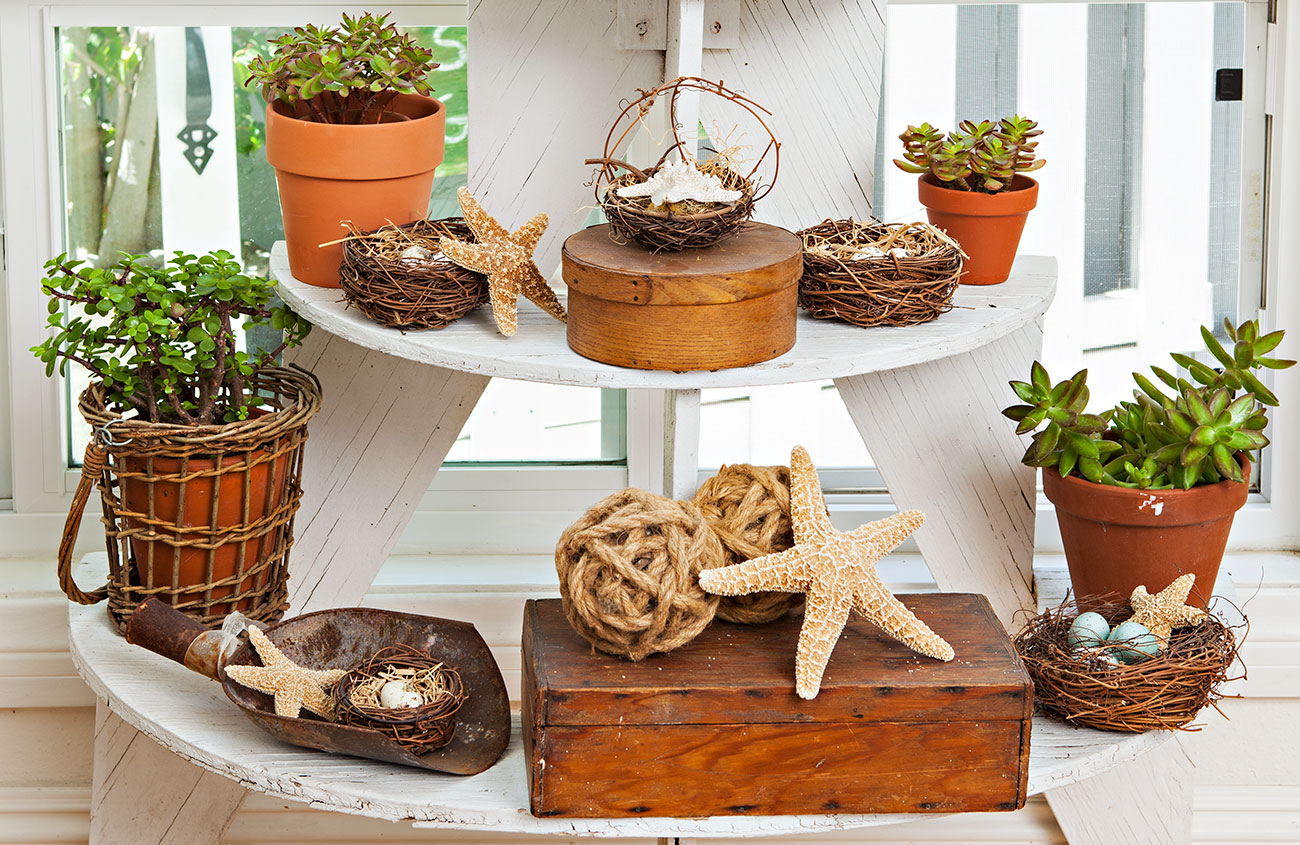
left=67, top=555, right=1191, bottom=838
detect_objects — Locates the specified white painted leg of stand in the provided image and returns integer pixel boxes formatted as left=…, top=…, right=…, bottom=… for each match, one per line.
left=664, top=389, right=702, bottom=500
left=834, top=320, right=1043, bottom=629
left=91, top=701, right=241, bottom=845
left=666, top=0, right=705, bottom=155
left=1046, top=739, right=1195, bottom=845
left=284, top=331, right=489, bottom=613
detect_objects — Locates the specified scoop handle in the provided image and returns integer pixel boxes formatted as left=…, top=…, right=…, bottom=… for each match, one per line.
left=124, top=598, right=226, bottom=680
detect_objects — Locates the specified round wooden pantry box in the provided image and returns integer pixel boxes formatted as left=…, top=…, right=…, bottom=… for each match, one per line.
left=561, top=222, right=802, bottom=371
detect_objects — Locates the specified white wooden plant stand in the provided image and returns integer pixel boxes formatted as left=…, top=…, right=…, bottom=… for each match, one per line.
left=69, top=249, right=1195, bottom=843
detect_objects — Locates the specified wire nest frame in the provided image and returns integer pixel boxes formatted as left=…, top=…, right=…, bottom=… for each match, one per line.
left=587, top=77, right=780, bottom=252
left=796, top=219, right=966, bottom=328
left=62, top=366, right=321, bottom=632
left=1013, top=596, right=1243, bottom=733
left=334, top=644, right=468, bottom=754
left=338, top=218, right=488, bottom=332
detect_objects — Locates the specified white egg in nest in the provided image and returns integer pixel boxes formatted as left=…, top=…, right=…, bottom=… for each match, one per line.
left=379, top=679, right=424, bottom=709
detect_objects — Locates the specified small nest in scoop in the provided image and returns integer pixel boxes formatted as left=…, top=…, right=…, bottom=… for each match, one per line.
left=600, top=163, right=755, bottom=253
left=334, top=644, right=467, bottom=753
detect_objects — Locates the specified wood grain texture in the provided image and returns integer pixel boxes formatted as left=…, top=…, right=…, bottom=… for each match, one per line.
left=275, top=244, right=1057, bottom=389
left=1046, top=739, right=1194, bottom=845
left=282, top=330, right=489, bottom=614
left=523, top=596, right=1031, bottom=818
left=834, top=319, right=1046, bottom=630
left=467, top=0, right=664, bottom=276
left=700, top=0, right=887, bottom=230
left=91, top=702, right=241, bottom=845
left=524, top=596, right=1032, bottom=725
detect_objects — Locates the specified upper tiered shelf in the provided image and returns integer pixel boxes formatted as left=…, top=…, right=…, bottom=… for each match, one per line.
left=272, top=242, right=1056, bottom=390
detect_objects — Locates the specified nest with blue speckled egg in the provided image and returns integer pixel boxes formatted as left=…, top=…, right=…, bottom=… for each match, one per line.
left=1013, top=597, right=1242, bottom=733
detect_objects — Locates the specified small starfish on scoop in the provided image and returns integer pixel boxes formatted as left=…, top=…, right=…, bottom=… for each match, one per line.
left=439, top=187, right=567, bottom=337
left=1129, top=573, right=1208, bottom=646
left=224, top=626, right=347, bottom=720
left=699, top=446, right=954, bottom=699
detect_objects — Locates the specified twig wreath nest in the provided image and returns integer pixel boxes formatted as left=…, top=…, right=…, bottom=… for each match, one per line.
left=338, top=218, right=488, bottom=332
left=1014, top=597, right=1242, bottom=733
left=334, top=644, right=467, bottom=753
left=797, top=219, right=966, bottom=328
left=587, top=77, right=779, bottom=253
left=555, top=488, right=726, bottom=660
left=693, top=463, right=803, bottom=624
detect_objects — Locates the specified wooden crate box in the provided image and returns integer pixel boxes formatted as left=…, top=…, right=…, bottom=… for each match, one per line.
left=521, top=594, right=1032, bottom=819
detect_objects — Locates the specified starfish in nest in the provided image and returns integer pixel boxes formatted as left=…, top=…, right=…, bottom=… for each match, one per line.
left=699, top=446, right=954, bottom=699
left=1129, top=573, right=1208, bottom=646
left=224, top=626, right=347, bottom=720
left=439, top=187, right=567, bottom=337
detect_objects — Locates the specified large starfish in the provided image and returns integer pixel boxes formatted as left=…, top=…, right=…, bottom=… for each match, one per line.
left=224, top=626, right=347, bottom=720
left=1129, top=573, right=1208, bottom=646
left=438, top=187, right=567, bottom=337
left=699, top=446, right=954, bottom=699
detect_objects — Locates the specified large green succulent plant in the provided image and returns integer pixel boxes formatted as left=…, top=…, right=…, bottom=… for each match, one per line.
left=1004, top=319, right=1294, bottom=489
left=895, top=115, right=1045, bottom=193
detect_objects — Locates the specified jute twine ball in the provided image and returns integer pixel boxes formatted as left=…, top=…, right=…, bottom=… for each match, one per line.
left=693, top=463, right=803, bottom=624
left=555, top=488, right=725, bottom=660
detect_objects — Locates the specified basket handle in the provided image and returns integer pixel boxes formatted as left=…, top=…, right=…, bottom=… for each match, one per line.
left=57, top=441, right=111, bottom=605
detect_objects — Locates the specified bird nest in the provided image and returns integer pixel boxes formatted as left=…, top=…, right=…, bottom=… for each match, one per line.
left=338, top=218, right=488, bottom=332
left=334, top=644, right=467, bottom=753
left=797, top=219, right=966, bottom=328
left=1013, top=598, right=1243, bottom=733
left=588, top=77, right=779, bottom=253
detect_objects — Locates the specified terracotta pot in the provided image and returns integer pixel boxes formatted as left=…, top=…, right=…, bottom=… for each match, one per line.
left=119, top=446, right=291, bottom=616
left=917, top=173, right=1038, bottom=285
left=266, top=93, right=446, bottom=287
left=1042, top=455, right=1251, bottom=612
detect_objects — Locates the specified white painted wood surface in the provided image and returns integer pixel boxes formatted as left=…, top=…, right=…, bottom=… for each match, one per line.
left=67, top=553, right=1178, bottom=839
left=273, top=244, right=1057, bottom=389
left=835, top=321, right=1044, bottom=630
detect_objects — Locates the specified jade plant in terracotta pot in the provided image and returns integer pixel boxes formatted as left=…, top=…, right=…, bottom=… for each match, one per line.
left=248, top=12, right=446, bottom=287
left=33, top=251, right=321, bottom=630
left=1004, top=320, right=1293, bottom=610
left=894, top=116, right=1044, bottom=285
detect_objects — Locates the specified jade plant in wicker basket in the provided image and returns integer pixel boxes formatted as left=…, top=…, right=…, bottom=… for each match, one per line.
left=894, top=116, right=1044, bottom=284
left=1004, top=319, right=1293, bottom=609
left=33, top=250, right=322, bottom=631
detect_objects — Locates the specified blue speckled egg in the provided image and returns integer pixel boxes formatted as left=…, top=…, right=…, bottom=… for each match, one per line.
left=1107, top=620, right=1160, bottom=664
left=1068, top=611, right=1111, bottom=649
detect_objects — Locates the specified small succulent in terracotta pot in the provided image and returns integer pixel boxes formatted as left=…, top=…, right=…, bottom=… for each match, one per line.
left=894, top=115, right=1045, bottom=284
left=1004, top=319, right=1294, bottom=610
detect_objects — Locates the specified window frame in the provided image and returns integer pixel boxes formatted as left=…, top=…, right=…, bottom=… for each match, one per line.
left=3, top=0, right=1298, bottom=557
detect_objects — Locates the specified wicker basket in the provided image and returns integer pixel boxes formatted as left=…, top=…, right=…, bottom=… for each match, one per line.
left=599, top=163, right=756, bottom=252
left=1014, top=597, right=1241, bottom=732
left=339, top=218, right=488, bottom=331
left=797, top=219, right=965, bottom=327
left=57, top=366, right=321, bottom=633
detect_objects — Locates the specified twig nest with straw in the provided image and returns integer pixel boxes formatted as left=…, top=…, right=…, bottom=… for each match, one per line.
left=1014, top=597, right=1242, bottom=732
left=797, top=219, right=966, bottom=327
left=555, top=488, right=725, bottom=660
left=693, top=463, right=803, bottom=624
left=588, top=77, right=780, bottom=253
left=339, top=218, right=488, bottom=332
left=334, top=644, right=467, bottom=754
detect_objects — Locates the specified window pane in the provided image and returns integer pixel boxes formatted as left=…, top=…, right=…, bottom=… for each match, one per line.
left=56, top=24, right=620, bottom=465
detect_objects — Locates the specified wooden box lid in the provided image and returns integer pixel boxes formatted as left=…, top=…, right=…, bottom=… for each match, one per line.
left=524, top=594, right=1032, bottom=727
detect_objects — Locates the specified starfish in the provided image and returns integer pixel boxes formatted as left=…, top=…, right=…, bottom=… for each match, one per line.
left=224, top=626, right=347, bottom=720
left=438, top=187, right=567, bottom=337
left=699, top=446, right=954, bottom=699
left=1129, top=573, right=1208, bottom=646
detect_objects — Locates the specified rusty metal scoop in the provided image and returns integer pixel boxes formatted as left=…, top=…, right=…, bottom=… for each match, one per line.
left=126, top=598, right=511, bottom=775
